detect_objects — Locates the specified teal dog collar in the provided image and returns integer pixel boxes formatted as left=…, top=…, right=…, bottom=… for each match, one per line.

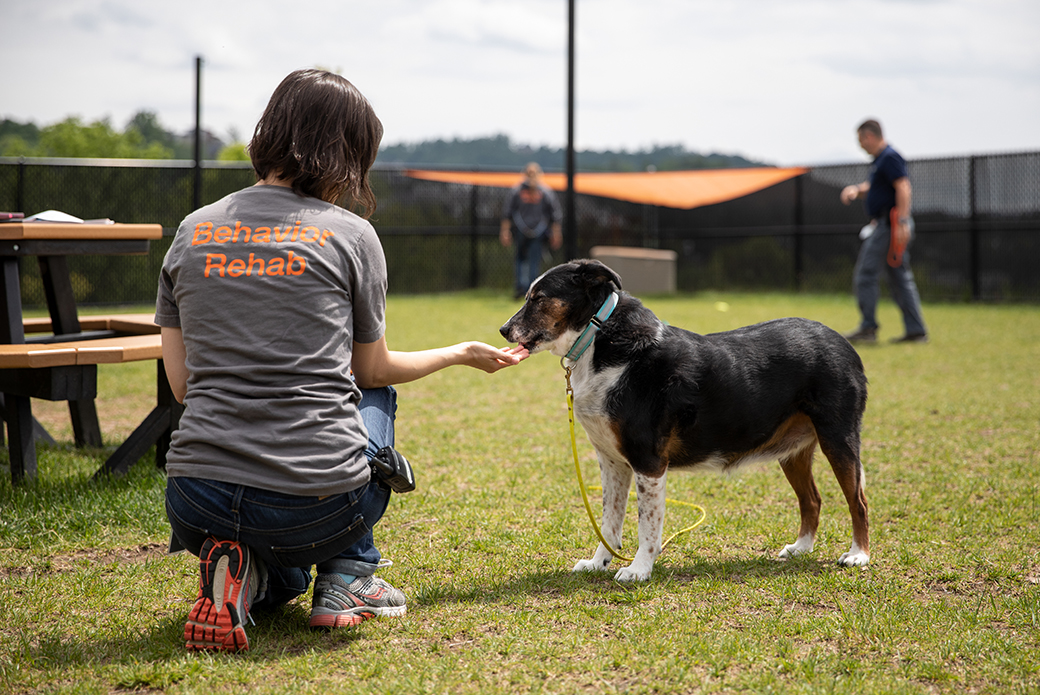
left=564, top=291, right=619, bottom=363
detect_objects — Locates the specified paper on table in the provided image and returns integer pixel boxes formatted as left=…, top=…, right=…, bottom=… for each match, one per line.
left=23, top=210, right=84, bottom=223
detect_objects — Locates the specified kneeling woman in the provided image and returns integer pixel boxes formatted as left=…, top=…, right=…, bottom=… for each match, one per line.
left=157, top=69, right=527, bottom=651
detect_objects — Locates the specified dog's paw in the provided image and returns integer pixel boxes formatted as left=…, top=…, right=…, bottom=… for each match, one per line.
left=614, top=565, right=652, bottom=583
left=778, top=535, right=815, bottom=560
left=837, top=550, right=870, bottom=567
left=572, top=558, right=610, bottom=573
left=573, top=545, right=615, bottom=573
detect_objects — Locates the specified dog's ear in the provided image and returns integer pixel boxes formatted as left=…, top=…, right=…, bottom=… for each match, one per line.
left=577, top=259, right=623, bottom=291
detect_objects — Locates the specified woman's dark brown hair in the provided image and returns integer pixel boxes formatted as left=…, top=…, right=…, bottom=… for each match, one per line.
left=249, top=69, right=383, bottom=216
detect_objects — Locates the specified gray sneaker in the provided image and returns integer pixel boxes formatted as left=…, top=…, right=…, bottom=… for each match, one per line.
left=309, top=573, right=407, bottom=628
left=890, top=333, right=928, bottom=344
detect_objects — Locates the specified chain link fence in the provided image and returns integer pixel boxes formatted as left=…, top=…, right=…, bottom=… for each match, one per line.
left=2, top=151, right=1037, bottom=307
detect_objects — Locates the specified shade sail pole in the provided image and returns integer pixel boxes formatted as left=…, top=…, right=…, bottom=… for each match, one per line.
left=565, top=0, right=577, bottom=261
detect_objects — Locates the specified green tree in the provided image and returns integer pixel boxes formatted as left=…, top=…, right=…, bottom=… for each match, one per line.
left=34, top=117, right=173, bottom=158
left=0, top=119, right=41, bottom=156
left=126, top=111, right=176, bottom=151
left=216, top=143, right=250, bottom=161
left=0, top=134, right=35, bottom=156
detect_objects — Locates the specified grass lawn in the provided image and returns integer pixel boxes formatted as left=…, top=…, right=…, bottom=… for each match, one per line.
left=1, top=291, right=1038, bottom=694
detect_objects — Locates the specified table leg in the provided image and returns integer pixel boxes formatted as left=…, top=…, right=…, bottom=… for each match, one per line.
left=0, top=394, right=56, bottom=447
left=37, top=256, right=81, bottom=334
left=2, top=394, right=37, bottom=482
left=1, top=257, right=25, bottom=344
left=37, top=256, right=104, bottom=448
left=1, top=256, right=37, bottom=481
left=93, top=360, right=181, bottom=479
left=69, top=399, right=104, bottom=447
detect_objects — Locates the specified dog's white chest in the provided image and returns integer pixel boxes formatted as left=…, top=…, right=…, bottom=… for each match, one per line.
left=571, top=364, right=627, bottom=464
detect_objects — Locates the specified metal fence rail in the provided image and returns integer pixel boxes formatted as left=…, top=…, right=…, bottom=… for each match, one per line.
left=1, top=152, right=1038, bottom=305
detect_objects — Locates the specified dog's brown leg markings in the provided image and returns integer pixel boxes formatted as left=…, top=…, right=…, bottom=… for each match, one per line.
left=778, top=441, right=822, bottom=559
left=817, top=433, right=870, bottom=566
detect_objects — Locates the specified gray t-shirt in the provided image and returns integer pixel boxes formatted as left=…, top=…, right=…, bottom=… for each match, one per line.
left=503, top=182, right=562, bottom=239
left=155, top=184, right=387, bottom=497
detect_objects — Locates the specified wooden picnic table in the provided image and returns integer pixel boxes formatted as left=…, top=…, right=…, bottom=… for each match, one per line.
left=0, top=222, right=176, bottom=482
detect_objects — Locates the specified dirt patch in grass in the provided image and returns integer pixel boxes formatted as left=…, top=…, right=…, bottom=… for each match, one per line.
left=50, top=542, right=167, bottom=570
left=0, top=542, right=166, bottom=577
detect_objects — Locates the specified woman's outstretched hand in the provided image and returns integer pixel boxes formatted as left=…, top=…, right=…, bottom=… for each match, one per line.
left=462, top=342, right=530, bottom=373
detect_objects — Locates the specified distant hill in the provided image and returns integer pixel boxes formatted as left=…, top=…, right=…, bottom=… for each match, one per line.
left=3, top=118, right=766, bottom=171
left=375, top=134, right=766, bottom=171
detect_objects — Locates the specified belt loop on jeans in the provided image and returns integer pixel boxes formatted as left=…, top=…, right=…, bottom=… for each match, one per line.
left=230, top=485, right=245, bottom=537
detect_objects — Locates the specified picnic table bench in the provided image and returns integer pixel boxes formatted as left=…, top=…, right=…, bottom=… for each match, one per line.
left=0, top=313, right=182, bottom=481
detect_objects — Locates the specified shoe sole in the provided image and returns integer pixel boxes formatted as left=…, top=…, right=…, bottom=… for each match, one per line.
left=185, top=540, right=250, bottom=651
left=308, top=604, right=407, bottom=629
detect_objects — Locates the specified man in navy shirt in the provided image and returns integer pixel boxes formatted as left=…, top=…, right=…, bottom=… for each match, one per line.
left=840, top=119, right=928, bottom=344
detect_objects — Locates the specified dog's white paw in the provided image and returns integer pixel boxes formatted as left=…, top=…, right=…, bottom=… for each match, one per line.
left=837, top=550, right=870, bottom=567
left=573, top=544, right=615, bottom=573
left=572, top=558, right=611, bottom=573
left=778, top=534, right=815, bottom=560
left=614, top=563, right=652, bottom=583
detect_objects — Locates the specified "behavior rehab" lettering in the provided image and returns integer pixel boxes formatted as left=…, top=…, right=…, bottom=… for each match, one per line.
left=189, top=220, right=334, bottom=278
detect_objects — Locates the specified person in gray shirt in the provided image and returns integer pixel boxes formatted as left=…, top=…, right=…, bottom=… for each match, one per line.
left=158, top=69, right=528, bottom=651
left=500, top=162, right=563, bottom=298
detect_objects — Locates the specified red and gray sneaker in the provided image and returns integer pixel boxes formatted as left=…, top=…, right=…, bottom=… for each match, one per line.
left=184, top=538, right=256, bottom=651
left=309, top=573, right=407, bottom=628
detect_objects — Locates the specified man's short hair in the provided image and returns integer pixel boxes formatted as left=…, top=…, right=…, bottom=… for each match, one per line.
left=249, top=69, right=383, bottom=216
left=857, top=119, right=883, bottom=139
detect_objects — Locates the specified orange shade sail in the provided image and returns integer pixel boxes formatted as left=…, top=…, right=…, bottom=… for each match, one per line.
left=404, top=167, right=808, bottom=210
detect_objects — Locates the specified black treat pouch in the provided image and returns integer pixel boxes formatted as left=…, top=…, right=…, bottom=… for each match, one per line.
left=370, top=446, right=416, bottom=493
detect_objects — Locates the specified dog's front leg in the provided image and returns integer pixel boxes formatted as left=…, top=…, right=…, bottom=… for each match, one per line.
left=573, top=454, right=631, bottom=574
left=615, top=471, right=667, bottom=582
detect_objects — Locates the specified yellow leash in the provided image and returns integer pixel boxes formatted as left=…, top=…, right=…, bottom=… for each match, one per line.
left=564, top=364, right=707, bottom=563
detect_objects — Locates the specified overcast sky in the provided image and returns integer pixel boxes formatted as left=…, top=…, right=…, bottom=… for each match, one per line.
left=1, top=0, right=1038, bottom=166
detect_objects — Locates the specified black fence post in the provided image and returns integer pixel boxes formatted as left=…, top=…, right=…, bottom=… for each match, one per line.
left=969, top=155, right=980, bottom=301
left=794, top=174, right=804, bottom=292
left=564, top=0, right=577, bottom=261
left=469, top=184, right=479, bottom=288
left=16, top=157, right=25, bottom=214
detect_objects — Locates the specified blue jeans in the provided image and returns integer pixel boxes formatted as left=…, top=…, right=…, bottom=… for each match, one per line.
left=514, top=231, right=547, bottom=295
left=165, top=386, right=397, bottom=609
left=853, top=217, right=927, bottom=336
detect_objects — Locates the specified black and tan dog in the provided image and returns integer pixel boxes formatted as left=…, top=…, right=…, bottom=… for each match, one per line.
left=500, top=259, right=870, bottom=582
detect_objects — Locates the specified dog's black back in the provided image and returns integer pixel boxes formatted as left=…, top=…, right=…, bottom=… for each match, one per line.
left=597, top=299, right=867, bottom=476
